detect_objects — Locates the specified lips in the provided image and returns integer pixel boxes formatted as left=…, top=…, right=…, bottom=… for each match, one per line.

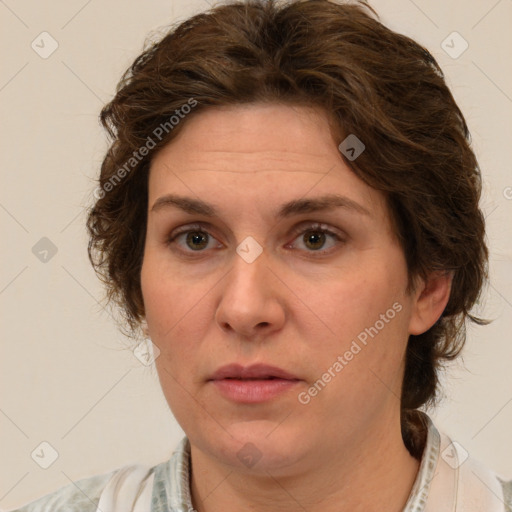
left=208, top=363, right=301, bottom=403
left=208, top=363, right=300, bottom=381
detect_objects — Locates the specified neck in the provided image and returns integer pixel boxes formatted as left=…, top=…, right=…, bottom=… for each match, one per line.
left=189, top=411, right=422, bottom=512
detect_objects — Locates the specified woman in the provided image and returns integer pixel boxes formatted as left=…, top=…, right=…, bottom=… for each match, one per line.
left=11, top=0, right=511, bottom=510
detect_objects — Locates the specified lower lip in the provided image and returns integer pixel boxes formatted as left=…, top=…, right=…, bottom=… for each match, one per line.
left=211, top=378, right=300, bottom=403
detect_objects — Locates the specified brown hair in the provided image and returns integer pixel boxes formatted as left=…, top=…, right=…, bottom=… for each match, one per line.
left=87, top=0, right=488, bottom=458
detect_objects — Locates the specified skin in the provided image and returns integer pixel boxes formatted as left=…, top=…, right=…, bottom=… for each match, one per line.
left=140, top=103, right=452, bottom=512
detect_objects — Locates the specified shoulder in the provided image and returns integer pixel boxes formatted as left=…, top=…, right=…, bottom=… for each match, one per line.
left=499, top=477, right=512, bottom=512
left=414, top=412, right=511, bottom=512
left=6, top=438, right=190, bottom=512
left=439, top=431, right=512, bottom=511
left=461, top=456, right=512, bottom=512
left=6, top=470, right=116, bottom=512
left=6, top=463, right=155, bottom=512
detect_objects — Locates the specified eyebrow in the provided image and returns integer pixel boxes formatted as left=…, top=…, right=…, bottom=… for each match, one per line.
left=151, top=193, right=371, bottom=219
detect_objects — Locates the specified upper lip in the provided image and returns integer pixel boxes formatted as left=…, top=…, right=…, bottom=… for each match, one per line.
left=209, top=363, right=300, bottom=381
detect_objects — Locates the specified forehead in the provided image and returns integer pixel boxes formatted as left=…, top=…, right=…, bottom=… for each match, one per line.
left=148, top=103, right=387, bottom=220
left=153, top=102, right=336, bottom=167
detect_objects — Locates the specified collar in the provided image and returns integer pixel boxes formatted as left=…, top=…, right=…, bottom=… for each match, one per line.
left=149, top=412, right=504, bottom=512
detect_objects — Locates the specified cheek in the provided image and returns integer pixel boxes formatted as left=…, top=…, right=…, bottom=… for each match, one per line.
left=141, top=248, right=193, bottom=334
left=317, top=261, right=407, bottom=342
left=302, top=294, right=409, bottom=434
left=306, top=254, right=411, bottom=391
left=141, top=252, right=216, bottom=371
left=143, top=267, right=207, bottom=422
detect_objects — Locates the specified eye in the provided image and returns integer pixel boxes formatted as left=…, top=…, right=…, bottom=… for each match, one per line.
left=166, top=224, right=222, bottom=254
left=286, top=223, right=344, bottom=254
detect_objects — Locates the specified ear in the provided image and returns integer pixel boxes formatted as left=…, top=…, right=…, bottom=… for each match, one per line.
left=408, top=271, right=453, bottom=335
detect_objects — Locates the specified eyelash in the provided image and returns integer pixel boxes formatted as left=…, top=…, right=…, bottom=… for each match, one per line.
left=165, top=222, right=345, bottom=257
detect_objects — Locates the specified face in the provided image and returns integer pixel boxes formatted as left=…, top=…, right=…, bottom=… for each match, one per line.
left=141, top=103, right=425, bottom=475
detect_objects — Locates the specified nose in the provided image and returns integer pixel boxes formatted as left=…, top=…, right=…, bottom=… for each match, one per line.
left=215, top=248, right=286, bottom=340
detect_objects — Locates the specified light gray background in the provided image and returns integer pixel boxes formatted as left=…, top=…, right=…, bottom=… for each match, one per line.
left=1, top=0, right=511, bottom=508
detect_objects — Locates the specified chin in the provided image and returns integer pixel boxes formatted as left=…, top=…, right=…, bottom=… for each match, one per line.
left=201, top=421, right=309, bottom=473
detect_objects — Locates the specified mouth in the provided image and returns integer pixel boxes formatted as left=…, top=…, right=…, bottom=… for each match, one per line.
left=223, top=376, right=282, bottom=380
left=208, top=363, right=300, bottom=381
left=208, top=363, right=301, bottom=403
